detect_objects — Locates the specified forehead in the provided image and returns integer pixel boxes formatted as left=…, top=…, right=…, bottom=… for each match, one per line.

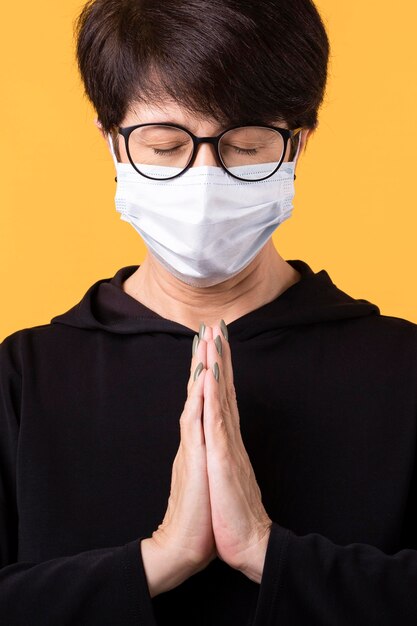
left=123, top=100, right=225, bottom=133
left=122, top=100, right=288, bottom=132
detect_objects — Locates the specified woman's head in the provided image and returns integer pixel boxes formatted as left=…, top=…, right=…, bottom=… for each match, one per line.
left=74, top=0, right=330, bottom=287
left=75, top=0, right=330, bottom=161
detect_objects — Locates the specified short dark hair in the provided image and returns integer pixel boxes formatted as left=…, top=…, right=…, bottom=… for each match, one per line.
left=75, top=0, right=330, bottom=139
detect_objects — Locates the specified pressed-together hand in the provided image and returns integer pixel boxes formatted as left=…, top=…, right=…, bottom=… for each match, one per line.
left=140, top=328, right=216, bottom=597
left=198, top=321, right=273, bottom=584
left=141, top=321, right=271, bottom=596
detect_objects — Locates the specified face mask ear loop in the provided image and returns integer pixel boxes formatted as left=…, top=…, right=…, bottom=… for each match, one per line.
left=292, top=129, right=303, bottom=181
left=107, top=132, right=119, bottom=182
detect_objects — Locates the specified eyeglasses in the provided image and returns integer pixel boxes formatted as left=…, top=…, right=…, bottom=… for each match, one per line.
left=118, top=122, right=303, bottom=182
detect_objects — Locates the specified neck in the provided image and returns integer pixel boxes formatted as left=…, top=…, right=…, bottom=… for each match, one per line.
left=122, top=240, right=301, bottom=334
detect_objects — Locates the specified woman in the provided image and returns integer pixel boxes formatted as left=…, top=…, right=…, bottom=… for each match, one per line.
left=1, top=1, right=417, bottom=625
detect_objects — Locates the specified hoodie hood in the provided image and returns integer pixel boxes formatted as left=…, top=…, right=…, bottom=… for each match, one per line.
left=50, top=260, right=380, bottom=339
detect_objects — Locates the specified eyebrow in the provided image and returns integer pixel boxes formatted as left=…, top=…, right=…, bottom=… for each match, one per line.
left=157, top=120, right=226, bottom=133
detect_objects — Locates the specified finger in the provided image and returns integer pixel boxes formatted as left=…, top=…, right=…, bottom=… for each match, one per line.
left=187, top=322, right=212, bottom=391
left=187, top=325, right=209, bottom=396
left=190, top=322, right=212, bottom=373
left=211, top=321, right=239, bottom=427
left=203, top=359, right=230, bottom=457
left=181, top=366, right=207, bottom=450
left=183, top=323, right=212, bottom=449
left=205, top=331, right=222, bottom=386
left=203, top=335, right=235, bottom=452
left=206, top=324, right=227, bottom=409
left=211, top=321, right=234, bottom=389
left=202, top=324, right=213, bottom=342
left=210, top=322, right=242, bottom=444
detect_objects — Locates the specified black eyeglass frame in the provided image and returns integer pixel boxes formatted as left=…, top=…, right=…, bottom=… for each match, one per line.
left=118, top=122, right=303, bottom=182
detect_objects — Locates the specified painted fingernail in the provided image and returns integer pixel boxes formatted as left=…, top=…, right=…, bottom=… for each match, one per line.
left=220, top=319, right=228, bottom=342
left=194, top=362, right=204, bottom=381
left=192, top=334, right=200, bottom=356
left=199, top=322, right=206, bottom=340
left=212, top=362, right=220, bottom=383
left=214, top=335, right=223, bottom=357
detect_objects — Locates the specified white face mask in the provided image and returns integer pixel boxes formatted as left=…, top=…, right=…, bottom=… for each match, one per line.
left=108, top=133, right=300, bottom=288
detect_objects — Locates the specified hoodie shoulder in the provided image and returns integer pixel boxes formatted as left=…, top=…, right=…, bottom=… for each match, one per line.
left=357, top=310, right=417, bottom=338
left=0, top=322, right=84, bottom=360
left=1, top=323, right=60, bottom=347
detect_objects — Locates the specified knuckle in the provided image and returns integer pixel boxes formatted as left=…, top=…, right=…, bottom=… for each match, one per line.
left=179, top=417, right=190, bottom=442
left=179, top=414, right=187, bottom=433
left=181, top=398, right=198, bottom=421
left=220, top=396, right=229, bottom=414
left=181, top=396, right=195, bottom=421
left=227, top=383, right=237, bottom=400
left=211, top=408, right=225, bottom=427
left=210, top=418, right=230, bottom=452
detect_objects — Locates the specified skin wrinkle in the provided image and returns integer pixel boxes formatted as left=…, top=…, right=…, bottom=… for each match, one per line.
left=200, top=323, right=273, bottom=578
left=98, top=100, right=312, bottom=333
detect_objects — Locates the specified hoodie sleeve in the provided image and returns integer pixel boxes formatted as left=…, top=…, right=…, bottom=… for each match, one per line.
left=253, top=521, right=417, bottom=625
left=0, top=335, right=157, bottom=626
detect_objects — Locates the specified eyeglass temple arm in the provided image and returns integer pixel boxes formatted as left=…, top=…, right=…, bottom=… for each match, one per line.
left=290, top=128, right=303, bottom=181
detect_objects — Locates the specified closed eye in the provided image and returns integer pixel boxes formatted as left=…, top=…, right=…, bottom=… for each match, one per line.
left=233, top=147, right=258, bottom=155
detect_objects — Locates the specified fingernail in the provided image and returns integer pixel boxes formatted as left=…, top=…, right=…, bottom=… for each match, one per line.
left=192, top=334, right=200, bottom=356
left=220, top=319, right=228, bottom=342
left=212, top=362, right=220, bottom=383
left=214, top=335, right=222, bottom=357
left=194, top=362, right=204, bottom=381
left=199, top=322, right=206, bottom=340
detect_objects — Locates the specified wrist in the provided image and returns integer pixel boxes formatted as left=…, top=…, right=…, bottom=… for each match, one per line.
left=140, top=536, right=194, bottom=597
left=238, top=525, right=272, bottom=584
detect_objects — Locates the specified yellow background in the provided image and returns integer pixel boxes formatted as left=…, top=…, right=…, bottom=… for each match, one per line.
left=1, top=1, right=416, bottom=342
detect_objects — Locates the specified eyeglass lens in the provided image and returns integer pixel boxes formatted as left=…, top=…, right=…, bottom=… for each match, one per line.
left=126, top=125, right=285, bottom=180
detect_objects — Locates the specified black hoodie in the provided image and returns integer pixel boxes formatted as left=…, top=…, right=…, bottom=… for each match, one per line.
left=1, top=259, right=417, bottom=625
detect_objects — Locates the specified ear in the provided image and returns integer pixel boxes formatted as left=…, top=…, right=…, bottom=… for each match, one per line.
left=94, top=118, right=107, bottom=140
left=299, top=127, right=314, bottom=154
left=293, top=127, right=315, bottom=177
